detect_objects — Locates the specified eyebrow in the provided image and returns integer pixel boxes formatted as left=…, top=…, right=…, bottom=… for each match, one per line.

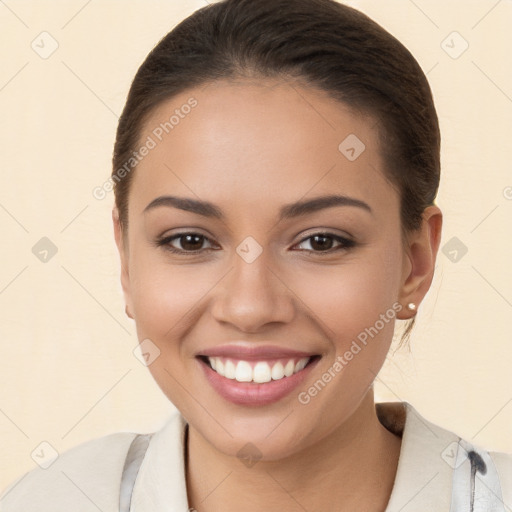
left=143, top=194, right=372, bottom=220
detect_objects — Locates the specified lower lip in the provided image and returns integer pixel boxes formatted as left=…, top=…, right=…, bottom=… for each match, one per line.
left=198, top=357, right=320, bottom=406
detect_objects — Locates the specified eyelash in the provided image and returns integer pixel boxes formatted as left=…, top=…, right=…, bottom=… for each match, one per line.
left=155, top=231, right=356, bottom=256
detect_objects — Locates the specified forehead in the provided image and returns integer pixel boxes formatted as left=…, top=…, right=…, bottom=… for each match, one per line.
left=129, top=79, right=394, bottom=217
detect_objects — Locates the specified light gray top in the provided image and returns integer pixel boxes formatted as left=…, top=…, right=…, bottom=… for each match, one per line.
left=1, top=402, right=511, bottom=512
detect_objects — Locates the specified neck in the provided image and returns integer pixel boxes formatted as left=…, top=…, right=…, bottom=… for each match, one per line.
left=185, top=390, right=402, bottom=512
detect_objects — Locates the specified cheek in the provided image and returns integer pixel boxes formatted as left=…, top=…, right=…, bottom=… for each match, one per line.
left=288, top=242, right=403, bottom=345
left=127, top=244, right=206, bottom=342
left=289, top=245, right=402, bottom=423
left=127, top=251, right=214, bottom=409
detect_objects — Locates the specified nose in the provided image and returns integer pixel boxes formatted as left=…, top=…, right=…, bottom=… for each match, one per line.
left=210, top=250, right=295, bottom=333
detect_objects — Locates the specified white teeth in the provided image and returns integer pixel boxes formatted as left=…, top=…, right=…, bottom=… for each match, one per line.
left=271, top=362, right=284, bottom=380
left=294, top=358, right=308, bottom=372
left=235, top=361, right=253, bottom=382
left=207, top=356, right=311, bottom=383
left=284, top=360, right=295, bottom=377
left=224, top=359, right=236, bottom=379
left=253, top=362, right=272, bottom=383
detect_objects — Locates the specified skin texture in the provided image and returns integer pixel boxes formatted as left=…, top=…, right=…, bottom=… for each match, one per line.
left=113, top=79, right=442, bottom=511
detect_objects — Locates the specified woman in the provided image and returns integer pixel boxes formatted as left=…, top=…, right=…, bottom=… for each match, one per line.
left=2, top=0, right=510, bottom=510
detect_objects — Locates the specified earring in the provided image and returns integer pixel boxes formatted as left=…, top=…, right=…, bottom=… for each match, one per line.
left=407, top=302, right=417, bottom=312
left=125, top=305, right=133, bottom=319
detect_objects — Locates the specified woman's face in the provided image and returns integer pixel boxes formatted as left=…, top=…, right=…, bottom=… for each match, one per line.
left=115, top=79, right=425, bottom=460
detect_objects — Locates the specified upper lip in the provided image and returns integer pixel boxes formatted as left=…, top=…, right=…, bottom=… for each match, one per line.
left=197, top=343, right=318, bottom=360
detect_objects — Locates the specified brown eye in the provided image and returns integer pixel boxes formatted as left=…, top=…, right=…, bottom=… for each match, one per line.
left=295, top=233, right=355, bottom=254
left=176, top=234, right=206, bottom=251
left=309, top=234, right=335, bottom=251
left=157, top=232, right=216, bottom=254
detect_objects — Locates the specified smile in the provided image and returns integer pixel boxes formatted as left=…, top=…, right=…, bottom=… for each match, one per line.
left=205, top=356, right=312, bottom=383
left=196, top=349, right=321, bottom=406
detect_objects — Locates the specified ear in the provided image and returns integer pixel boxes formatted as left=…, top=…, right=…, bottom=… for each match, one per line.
left=112, top=207, right=133, bottom=317
left=397, top=205, right=443, bottom=319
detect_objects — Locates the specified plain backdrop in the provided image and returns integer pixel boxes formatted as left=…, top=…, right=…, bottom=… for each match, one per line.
left=1, top=0, right=511, bottom=490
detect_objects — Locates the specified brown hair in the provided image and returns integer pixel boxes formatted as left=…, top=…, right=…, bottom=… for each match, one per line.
left=112, top=0, right=441, bottom=345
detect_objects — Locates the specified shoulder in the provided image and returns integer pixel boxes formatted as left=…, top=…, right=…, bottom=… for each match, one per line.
left=406, top=402, right=512, bottom=507
left=0, top=431, right=138, bottom=512
left=405, top=402, right=512, bottom=476
left=381, top=402, right=512, bottom=510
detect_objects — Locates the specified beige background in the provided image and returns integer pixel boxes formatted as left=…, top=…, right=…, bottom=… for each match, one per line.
left=1, top=0, right=511, bottom=490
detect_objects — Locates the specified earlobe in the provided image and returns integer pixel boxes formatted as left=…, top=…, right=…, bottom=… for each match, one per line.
left=397, top=205, right=443, bottom=319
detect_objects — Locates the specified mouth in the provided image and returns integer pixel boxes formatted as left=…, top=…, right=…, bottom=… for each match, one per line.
left=195, top=348, right=322, bottom=406
left=198, top=355, right=320, bottom=383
